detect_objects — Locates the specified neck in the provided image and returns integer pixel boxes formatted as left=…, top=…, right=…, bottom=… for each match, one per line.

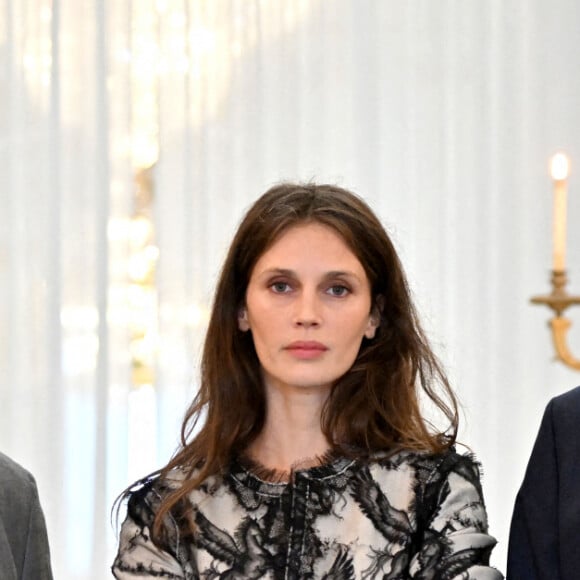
left=247, top=384, right=331, bottom=473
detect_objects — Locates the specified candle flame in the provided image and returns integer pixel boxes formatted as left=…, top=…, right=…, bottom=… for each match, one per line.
left=551, top=153, right=570, bottom=181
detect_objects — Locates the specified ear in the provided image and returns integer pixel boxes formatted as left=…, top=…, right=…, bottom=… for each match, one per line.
left=238, top=307, right=250, bottom=332
left=364, top=298, right=383, bottom=339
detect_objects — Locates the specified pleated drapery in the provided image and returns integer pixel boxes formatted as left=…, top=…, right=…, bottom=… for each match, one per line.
left=2, top=1, right=580, bottom=577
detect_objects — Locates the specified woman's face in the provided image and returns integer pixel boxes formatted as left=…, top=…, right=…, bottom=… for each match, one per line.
left=239, top=222, right=379, bottom=394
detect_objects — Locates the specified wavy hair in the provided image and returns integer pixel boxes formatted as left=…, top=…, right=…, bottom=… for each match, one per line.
left=125, top=182, right=459, bottom=541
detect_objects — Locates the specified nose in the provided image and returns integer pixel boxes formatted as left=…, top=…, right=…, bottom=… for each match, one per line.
left=293, top=289, right=322, bottom=328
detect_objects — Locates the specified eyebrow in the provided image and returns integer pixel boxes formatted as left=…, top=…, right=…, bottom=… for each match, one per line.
left=257, top=268, right=363, bottom=282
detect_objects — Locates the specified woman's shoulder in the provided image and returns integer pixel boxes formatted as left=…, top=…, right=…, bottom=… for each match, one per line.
left=123, top=475, right=173, bottom=529
left=368, top=447, right=483, bottom=490
left=370, top=445, right=478, bottom=465
left=366, top=447, right=488, bottom=528
left=125, top=463, right=226, bottom=509
left=123, top=468, right=199, bottom=520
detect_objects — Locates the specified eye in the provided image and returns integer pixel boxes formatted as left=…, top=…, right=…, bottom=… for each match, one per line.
left=326, top=285, right=350, bottom=297
left=270, top=281, right=292, bottom=293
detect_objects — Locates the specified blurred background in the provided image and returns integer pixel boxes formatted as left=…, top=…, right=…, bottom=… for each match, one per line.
left=2, top=1, right=580, bottom=577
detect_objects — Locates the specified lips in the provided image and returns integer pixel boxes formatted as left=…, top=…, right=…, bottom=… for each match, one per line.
left=285, top=341, right=328, bottom=359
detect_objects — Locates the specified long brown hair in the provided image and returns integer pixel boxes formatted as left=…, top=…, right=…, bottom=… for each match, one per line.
left=127, top=183, right=459, bottom=540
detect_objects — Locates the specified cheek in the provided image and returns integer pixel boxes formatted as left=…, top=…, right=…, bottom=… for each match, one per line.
left=247, top=306, right=280, bottom=346
left=335, top=316, right=371, bottom=357
left=344, top=307, right=374, bottom=336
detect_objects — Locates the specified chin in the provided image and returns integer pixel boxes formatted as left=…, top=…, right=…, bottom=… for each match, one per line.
left=284, top=375, right=338, bottom=391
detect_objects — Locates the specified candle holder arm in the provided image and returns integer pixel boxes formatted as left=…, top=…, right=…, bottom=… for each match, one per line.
left=549, top=317, right=580, bottom=370
left=531, top=271, right=580, bottom=371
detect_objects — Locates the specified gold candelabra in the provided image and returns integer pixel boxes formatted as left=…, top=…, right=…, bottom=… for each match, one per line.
left=129, top=167, right=159, bottom=387
left=531, top=153, right=580, bottom=371
left=531, top=270, right=580, bottom=370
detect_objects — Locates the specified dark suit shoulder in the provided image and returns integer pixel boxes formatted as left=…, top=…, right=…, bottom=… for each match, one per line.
left=0, top=452, right=35, bottom=487
left=543, top=386, right=580, bottom=454
left=550, top=385, right=580, bottom=419
left=0, top=452, right=37, bottom=514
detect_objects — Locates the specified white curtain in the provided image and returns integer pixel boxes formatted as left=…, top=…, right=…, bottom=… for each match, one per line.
left=2, top=1, right=580, bottom=577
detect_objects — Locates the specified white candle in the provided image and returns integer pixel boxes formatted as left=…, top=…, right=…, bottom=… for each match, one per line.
left=550, top=153, right=569, bottom=272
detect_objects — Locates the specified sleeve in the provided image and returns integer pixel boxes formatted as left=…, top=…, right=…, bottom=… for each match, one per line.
left=0, top=456, right=53, bottom=580
left=506, top=399, right=559, bottom=580
left=112, top=482, right=196, bottom=580
left=21, top=475, right=54, bottom=580
left=112, top=513, right=187, bottom=579
left=409, top=453, right=504, bottom=580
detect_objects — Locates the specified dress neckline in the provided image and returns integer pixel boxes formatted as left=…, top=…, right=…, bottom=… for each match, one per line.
left=230, top=450, right=357, bottom=489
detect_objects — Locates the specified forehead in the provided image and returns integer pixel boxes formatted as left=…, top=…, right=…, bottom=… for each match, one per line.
left=252, top=222, right=364, bottom=272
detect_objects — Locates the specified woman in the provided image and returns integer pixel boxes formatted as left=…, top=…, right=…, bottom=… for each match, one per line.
left=113, top=183, right=502, bottom=579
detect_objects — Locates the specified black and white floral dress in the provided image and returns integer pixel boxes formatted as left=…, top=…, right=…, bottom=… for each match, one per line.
left=112, top=449, right=503, bottom=579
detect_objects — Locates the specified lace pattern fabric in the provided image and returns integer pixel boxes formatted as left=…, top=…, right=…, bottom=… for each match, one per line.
left=112, top=449, right=504, bottom=579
